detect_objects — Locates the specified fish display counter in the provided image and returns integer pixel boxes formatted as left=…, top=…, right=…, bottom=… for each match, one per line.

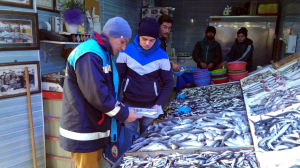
left=114, top=58, right=300, bottom=168
left=241, top=59, right=300, bottom=167
left=116, top=147, right=258, bottom=168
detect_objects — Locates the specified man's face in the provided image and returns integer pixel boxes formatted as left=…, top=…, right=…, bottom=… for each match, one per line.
left=139, top=36, right=156, bottom=50
left=237, top=33, right=246, bottom=43
left=160, top=22, right=172, bottom=38
left=108, top=37, right=130, bottom=55
left=206, top=32, right=215, bottom=40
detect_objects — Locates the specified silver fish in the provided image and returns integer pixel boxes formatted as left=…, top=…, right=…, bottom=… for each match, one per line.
left=139, top=143, right=168, bottom=152
left=222, top=130, right=234, bottom=145
left=197, top=133, right=206, bottom=141
left=171, top=140, right=204, bottom=147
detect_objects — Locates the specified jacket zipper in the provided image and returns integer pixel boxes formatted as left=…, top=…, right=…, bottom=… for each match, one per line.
left=205, top=45, right=209, bottom=64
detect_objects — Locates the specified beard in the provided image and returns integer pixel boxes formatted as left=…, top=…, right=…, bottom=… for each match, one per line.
left=206, top=35, right=214, bottom=40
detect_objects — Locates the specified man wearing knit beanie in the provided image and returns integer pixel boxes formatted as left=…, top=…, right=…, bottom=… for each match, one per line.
left=192, top=26, right=223, bottom=70
left=60, top=17, right=142, bottom=168
left=116, top=18, right=174, bottom=135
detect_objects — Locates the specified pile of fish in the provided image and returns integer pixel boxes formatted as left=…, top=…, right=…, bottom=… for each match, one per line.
left=280, top=59, right=300, bottom=75
left=119, top=149, right=259, bottom=168
left=251, top=110, right=300, bottom=151
left=248, top=87, right=300, bottom=115
left=128, top=113, right=252, bottom=153
left=163, top=84, right=246, bottom=119
left=241, top=70, right=273, bottom=87
left=242, top=73, right=286, bottom=98
left=280, top=59, right=300, bottom=82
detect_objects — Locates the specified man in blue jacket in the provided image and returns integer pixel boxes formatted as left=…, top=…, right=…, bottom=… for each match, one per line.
left=60, top=17, right=142, bottom=168
left=116, top=18, right=174, bottom=135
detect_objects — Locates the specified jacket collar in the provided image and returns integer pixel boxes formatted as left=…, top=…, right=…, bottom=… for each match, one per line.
left=91, top=31, right=114, bottom=56
left=133, top=35, right=161, bottom=56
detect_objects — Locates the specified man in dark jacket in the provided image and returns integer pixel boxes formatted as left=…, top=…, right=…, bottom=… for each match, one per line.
left=158, top=14, right=181, bottom=71
left=192, top=26, right=222, bottom=70
left=116, top=18, right=174, bottom=135
left=222, top=27, right=254, bottom=72
left=60, top=17, right=142, bottom=168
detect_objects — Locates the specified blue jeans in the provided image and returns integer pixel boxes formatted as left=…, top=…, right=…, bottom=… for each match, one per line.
left=123, top=101, right=155, bottom=135
left=124, top=116, right=155, bottom=135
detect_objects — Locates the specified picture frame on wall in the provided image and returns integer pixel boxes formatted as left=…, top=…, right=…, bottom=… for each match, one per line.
left=37, top=0, right=54, bottom=11
left=0, top=61, right=41, bottom=99
left=55, top=0, right=84, bottom=11
left=0, top=10, right=40, bottom=51
left=0, top=0, right=33, bottom=9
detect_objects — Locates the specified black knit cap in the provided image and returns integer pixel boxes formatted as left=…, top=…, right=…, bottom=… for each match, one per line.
left=138, top=17, right=160, bottom=39
left=237, top=27, right=248, bottom=37
left=206, top=26, right=216, bottom=34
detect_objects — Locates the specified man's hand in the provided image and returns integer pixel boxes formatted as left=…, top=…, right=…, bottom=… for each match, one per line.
left=172, top=62, right=181, bottom=72
left=207, top=63, right=214, bottom=69
left=151, top=104, right=160, bottom=109
left=126, top=109, right=142, bottom=123
left=200, top=62, right=207, bottom=68
left=221, top=61, right=227, bottom=66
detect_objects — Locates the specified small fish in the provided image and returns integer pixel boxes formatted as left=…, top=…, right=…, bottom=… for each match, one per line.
left=244, top=133, right=253, bottom=145
left=234, top=125, right=242, bottom=135
left=139, top=143, right=168, bottom=152
left=171, top=140, right=204, bottom=147
left=197, top=133, right=206, bottom=141
left=204, top=132, right=214, bottom=140
left=222, top=130, right=234, bottom=145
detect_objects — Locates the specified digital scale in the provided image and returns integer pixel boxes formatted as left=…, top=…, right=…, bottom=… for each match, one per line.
left=177, top=52, right=191, bottom=63
left=177, top=52, right=190, bottom=57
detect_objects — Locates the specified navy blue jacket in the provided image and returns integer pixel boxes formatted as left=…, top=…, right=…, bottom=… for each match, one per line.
left=60, top=32, right=129, bottom=153
left=116, top=35, right=174, bottom=108
left=225, top=38, right=254, bottom=71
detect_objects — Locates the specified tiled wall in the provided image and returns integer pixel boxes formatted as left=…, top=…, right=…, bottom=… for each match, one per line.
left=278, top=0, right=300, bottom=58
left=160, top=0, right=277, bottom=54
left=99, top=0, right=142, bottom=45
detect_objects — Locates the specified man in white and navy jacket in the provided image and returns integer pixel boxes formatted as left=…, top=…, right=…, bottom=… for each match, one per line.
left=116, top=18, right=174, bottom=135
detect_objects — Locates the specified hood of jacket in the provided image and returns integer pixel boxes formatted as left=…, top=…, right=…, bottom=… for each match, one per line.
left=133, top=35, right=161, bottom=57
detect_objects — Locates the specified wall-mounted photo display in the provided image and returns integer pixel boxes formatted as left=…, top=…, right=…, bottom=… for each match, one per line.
left=37, top=0, right=54, bottom=11
left=0, top=10, right=40, bottom=51
left=0, top=0, right=33, bottom=9
left=0, top=61, right=41, bottom=99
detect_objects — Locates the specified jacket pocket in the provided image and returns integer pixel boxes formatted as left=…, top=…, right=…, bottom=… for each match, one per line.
left=123, top=78, right=129, bottom=92
left=154, top=82, right=158, bottom=96
left=123, top=77, right=159, bottom=101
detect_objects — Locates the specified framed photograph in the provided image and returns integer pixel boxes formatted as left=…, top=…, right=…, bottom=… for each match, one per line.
left=37, top=0, right=54, bottom=11
left=0, top=61, right=41, bottom=99
left=55, top=0, right=84, bottom=11
left=0, top=10, right=40, bottom=51
left=0, top=0, right=33, bottom=9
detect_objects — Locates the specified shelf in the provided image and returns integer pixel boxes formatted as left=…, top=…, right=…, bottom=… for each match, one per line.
left=209, top=16, right=277, bottom=22
left=40, top=40, right=81, bottom=45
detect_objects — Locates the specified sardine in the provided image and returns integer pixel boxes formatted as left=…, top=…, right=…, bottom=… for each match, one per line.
left=139, top=143, right=168, bottom=152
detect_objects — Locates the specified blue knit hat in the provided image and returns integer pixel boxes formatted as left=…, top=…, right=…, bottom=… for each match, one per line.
left=102, top=17, right=132, bottom=39
left=138, top=18, right=159, bottom=39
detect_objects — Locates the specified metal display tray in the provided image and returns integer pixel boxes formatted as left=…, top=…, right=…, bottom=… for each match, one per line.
left=112, top=146, right=255, bottom=168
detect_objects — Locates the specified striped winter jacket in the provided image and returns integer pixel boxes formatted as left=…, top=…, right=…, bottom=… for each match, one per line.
left=116, top=35, right=174, bottom=108
left=60, top=32, right=129, bottom=153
